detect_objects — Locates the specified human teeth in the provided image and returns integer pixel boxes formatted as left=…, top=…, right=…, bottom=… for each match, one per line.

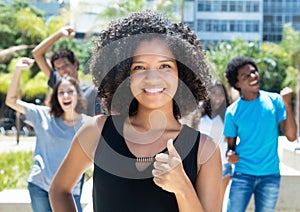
left=144, top=88, right=164, bottom=93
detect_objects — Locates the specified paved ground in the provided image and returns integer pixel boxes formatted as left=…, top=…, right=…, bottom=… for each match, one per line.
left=1, top=134, right=300, bottom=211
left=0, top=135, right=35, bottom=153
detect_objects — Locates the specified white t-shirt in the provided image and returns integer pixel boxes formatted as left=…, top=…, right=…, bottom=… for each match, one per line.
left=198, top=114, right=228, bottom=165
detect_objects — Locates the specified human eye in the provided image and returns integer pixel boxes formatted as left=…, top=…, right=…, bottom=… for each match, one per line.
left=160, top=64, right=171, bottom=69
left=58, top=91, right=65, bottom=96
left=241, top=74, right=250, bottom=81
left=130, top=65, right=146, bottom=74
left=67, top=90, right=75, bottom=95
left=132, top=65, right=145, bottom=71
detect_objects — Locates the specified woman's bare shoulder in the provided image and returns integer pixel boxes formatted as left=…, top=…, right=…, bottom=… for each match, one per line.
left=75, top=115, right=109, bottom=160
left=197, top=133, right=219, bottom=165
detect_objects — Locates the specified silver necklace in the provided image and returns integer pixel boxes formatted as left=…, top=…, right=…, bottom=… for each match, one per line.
left=135, top=156, right=154, bottom=172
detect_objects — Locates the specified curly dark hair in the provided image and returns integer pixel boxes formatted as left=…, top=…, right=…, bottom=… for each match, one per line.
left=51, top=48, right=79, bottom=71
left=49, top=76, right=87, bottom=117
left=90, top=10, right=211, bottom=119
left=201, top=80, right=230, bottom=121
left=225, top=56, right=259, bottom=91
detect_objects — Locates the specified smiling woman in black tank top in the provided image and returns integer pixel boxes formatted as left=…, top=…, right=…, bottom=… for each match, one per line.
left=49, top=10, right=222, bottom=212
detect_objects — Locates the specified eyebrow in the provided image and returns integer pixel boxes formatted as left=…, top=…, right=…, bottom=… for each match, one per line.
left=132, top=59, right=176, bottom=64
left=58, top=88, right=75, bottom=91
left=241, top=69, right=256, bottom=75
left=160, top=59, right=176, bottom=62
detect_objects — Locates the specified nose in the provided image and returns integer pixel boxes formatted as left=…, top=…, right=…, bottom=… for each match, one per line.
left=61, top=91, right=73, bottom=97
left=144, top=69, right=160, bottom=80
left=60, top=69, right=69, bottom=76
left=250, top=72, right=256, bottom=78
left=57, top=65, right=69, bottom=74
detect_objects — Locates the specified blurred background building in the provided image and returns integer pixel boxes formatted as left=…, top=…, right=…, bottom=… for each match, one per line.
left=151, top=0, right=300, bottom=47
left=4, top=0, right=300, bottom=46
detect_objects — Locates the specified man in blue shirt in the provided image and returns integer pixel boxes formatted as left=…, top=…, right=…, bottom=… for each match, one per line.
left=32, top=26, right=103, bottom=116
left=224, top=56, right=297, bottom=212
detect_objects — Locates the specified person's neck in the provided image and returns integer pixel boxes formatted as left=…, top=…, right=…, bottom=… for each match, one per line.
left=124, top=109, right=181, bottom=151
left=62, top=111, right=81, bottom=123
left=241, top=90, right=260, bottom=101
left=129, top=109, right=180, bottom=132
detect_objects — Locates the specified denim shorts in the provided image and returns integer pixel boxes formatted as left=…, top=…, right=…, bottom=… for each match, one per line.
left=222, top=163, right=233, bottom=178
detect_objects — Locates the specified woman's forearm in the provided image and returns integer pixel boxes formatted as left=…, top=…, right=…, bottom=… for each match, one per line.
left=49, top=191, right=77, bottom=212
left=5, top=68, right=22, bottom=108
left=175, top=181, right=204, bottom=212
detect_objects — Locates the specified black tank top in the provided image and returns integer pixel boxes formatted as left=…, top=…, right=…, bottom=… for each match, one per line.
left=93, top=116, right=200, bottom=212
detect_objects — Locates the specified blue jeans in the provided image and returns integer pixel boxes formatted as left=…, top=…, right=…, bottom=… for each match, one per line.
left=222, top=163, right=233, bottom=178
left=227, top=172, right=280, bottom=212
left=28, top=182, right=82, bottom=212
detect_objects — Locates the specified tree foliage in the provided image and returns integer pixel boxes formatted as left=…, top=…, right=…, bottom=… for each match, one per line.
left=207, top=34, right=298, bottom=95
left=280, top=24, right=300, bottom=70
left=0, top=0, right=300, bottom=109
left=98, top=0, right=181, bottom=23
left=0, top=151, right=33, bottom=191
left=0, top=0, right=92, bottom=102
left=0, top=0, right=45, bottom=49
left=206, top=39, right=260, bottom=84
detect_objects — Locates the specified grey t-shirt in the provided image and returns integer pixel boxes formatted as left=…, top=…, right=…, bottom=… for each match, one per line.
left=48, top=70, right=103, bottom=116
left=24, top=103, right=91, bottom=195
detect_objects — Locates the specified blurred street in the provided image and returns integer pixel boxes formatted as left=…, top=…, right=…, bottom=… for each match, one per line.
left=1, top=134, right=300, bottom=211
left=0, top=135, right=35, bottom=153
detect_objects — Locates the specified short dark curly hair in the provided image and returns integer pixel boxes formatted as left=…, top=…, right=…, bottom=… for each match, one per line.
left=225, top=56, right=259, bottom=91
left=49, top=76, right=87, bottom=117
left=90, top=10, right=211, bottom=119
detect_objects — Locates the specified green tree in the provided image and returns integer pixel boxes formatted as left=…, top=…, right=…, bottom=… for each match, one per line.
left=98, top=0, right=181, bottom=23
left=0, top=0, right=45, bottom=48
left=0, top=0, right=93, bottom=120
left=207, top=38, right=260, bottom=83
left=15, top=8, right=46, bottom=45
left=280, top=24, right=300, bottom=76
left=0, top=0, right=46, bottom=72
left=280, top=24, right=300, bottom=135
left=207, top=38, right=294, bottom=98
left=0, top=58, right=48, bottom=102
left=98, top=0, right=145, bottom=20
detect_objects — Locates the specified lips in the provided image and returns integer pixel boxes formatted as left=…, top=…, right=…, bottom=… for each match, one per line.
left=249, top=79, right=259, bottom=86
left=63, top=101, right=72, bottom=106
left=143, top=88, right=165, bottom=94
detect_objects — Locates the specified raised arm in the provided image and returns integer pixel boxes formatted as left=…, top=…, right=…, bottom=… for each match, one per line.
left=280, top=87, right=297, bottom=141
left=5, top=58, right=35, bottom=114
left=32, top=26, right=76, bottom=79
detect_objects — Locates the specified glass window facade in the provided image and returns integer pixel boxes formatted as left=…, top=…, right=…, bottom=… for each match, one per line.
left=147, top=0, right=300, bottom=45
left=263, top=0, right=300, bottom=42
left=197, top=1, right=260, bottom=12
left=197, top=19, right=259, bottom=33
